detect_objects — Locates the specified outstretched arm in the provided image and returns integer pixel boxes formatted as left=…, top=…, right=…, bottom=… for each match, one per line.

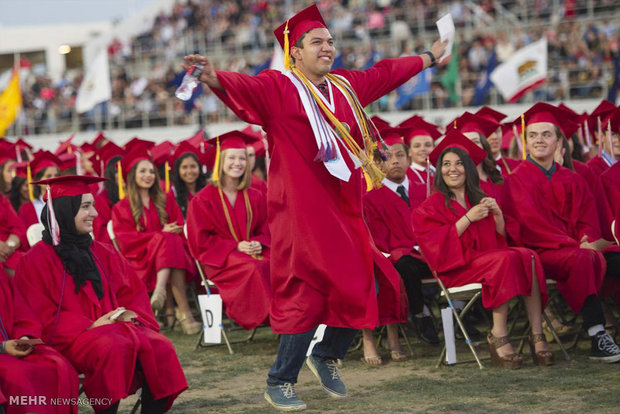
left=182, top=54, right=223, bottom=91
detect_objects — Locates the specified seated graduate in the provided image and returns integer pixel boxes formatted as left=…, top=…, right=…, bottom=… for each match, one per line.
left=90, top=143, right=126, bottom=245
left=412, top=130, right=553, bottom=368
left=0, top=195, right=27, bottom=277
left=363, top=130, right=439, bottom=352
left=111, top=147, right=201, bottom=334
left=475, top=106, right=520, bottom=176
left=585, top=100, right=617, bottom=176
left=396, top=115, right=441, bottom=191
left=500, top=102, right=620, bottom=363
left=1, top=266, right=80, bottom=414
left=17, top=151, right=61, bottom=228
left=186, top=131, right=272, bottom=330
left=9, top=175, right=30, bottom=216
left=14, top=175, right=187, bottom=413
left=170, top=142, right=208, bottom=219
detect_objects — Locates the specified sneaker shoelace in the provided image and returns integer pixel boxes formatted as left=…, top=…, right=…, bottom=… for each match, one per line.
left=279, top=383, right=297, bottom=399
left=326, top=360, right=341, bottom=380
left=598, top=333, right=620, bottom=354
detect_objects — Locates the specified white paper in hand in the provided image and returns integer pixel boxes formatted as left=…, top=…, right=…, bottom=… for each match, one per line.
left=435, top=13, right=455, bottom=63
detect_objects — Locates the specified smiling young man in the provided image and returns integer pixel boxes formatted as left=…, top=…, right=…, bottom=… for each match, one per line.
left=501, top=103, right=620, bottom=363
left=182, top=4, right=445, bottom=410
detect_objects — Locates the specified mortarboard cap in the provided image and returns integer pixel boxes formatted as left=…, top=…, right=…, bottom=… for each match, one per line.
left=379, top=128, right=407, bottom=147
left=475, top=106, right=507, bottom=123
left=80, top=142, right=96, bottom=154
left=429, top=130, right=488, bottom=167
left=58, top=152, right=78, bottom=172
left=206, top=130, right=258, bottom=182
left=123, top=137, right=155, bottom=153
left=452, top=112, right=499, bottom=138
left=90, top=142, right=125, bottom=176
left=603, top=108, right=620, bottom=132
left=13, top=138, right=33, bottom=150
left=184, top=129, right=207, bottom=152
left=274, top=4, right=327, bottom=60
left=399, top=118, right=442, bottom=144
left=91, top=132, right=109, bottom=148
left=29, top=151, right=61, bottom=176
left=120, top=147, right=151, bottom=180
left=370, top=115, right=392, bottom=132
left=151, top=141, right=175, bottom=167
left=54, top=135, right=77, bottom=156
left=521, top=102, right=579, bottom=139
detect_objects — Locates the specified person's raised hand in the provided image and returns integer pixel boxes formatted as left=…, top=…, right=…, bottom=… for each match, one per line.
left=182, top=54, right=219, bottom=87
left=430, top=39, right=449, bottom=65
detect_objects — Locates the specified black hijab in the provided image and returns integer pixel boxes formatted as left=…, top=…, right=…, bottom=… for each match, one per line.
left=41, top=195, right=103, bottom=298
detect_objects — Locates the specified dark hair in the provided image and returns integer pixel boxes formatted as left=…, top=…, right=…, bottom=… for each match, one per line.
left=9, top=176, right=27, bottom=212
left=0, top=161, right=11, bottom=194
left=559, top=136, right=575, bottom=171
left=479, top=135, right=504, bottom=184
left=172, top=153, right=207, bottom=217
left=570, top=134, right=584, bottom=163
left=253, top=155, right=267, bottom=181
left=434, top=147, right=487, bottom=210
left=102, top=155, right=122, bottom=207
left=33, top=166, right=60, bottom=199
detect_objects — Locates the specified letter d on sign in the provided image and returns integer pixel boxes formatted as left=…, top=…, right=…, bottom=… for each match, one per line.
left=198, top=293, right=222, bottom=344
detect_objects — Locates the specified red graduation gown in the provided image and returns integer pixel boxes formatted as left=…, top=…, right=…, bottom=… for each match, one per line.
left=587, top=155, right=611, bottom=176
left=111, top=192, right=196, bottom=291
left=363, top=179, right=423, bottom=264
left=597, top=162, right=620, bottom=242
left=574, top=160, right=598, bottom=193
left=17, top=200, right=40, bottom=228
left=406, top=167, right=432, bottom=207
left=412, top=192, right=547, bottom=309
left=186, top=185, right=271, bottom=329
left=0, top=268, right=79, bottom=414
left=14, top=242, right=187, bottom=411
left=0, top=196, right=27, bottom=271
left=497, top=156, right=520, bottom=177
left=210, top=58, right=421, bottom=332
left=500, top=161, right=606, bottom=312
left=93, top=189, right=113, bottom=245
left=251, top=174, right=267, bottom=194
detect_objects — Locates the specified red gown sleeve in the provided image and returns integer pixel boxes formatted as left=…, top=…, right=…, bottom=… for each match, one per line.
left=0, top=196, right=27, bottom=251
left=333, top=56, right=424, bottom=107
left=2, top=268, right=42, bottom=339
left=248, top=188, right=270, bottom=248
left=363, top=194, right=391, bottom=254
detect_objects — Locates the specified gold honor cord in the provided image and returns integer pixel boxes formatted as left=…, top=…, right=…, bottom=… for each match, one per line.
left=521, top=114, right=526, bottom=160
left=291, top=67, right=385, bottom=190
left=218, top=188, right=263, bottom=260
left=502, top=157, right=512, bottom=174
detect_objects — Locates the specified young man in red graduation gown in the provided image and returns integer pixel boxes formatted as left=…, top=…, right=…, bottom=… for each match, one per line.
left=475, top=106, right=520, bottom=176
left=183, top=4, right=445, bottom=410
left=501, top=103, right=620, bottom=362
left=363, top=132, right=438, bottom=346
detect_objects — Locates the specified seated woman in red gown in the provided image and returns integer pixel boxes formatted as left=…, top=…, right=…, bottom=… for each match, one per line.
left=14, top=175, right=187, bottom=413
left=412, top=131, right=553, bottom=368
left=187, top=131, right=272, bottom=330
left=17, top=151, right=61, bottom=228
left=1, top=266, right=80, bottom=414
left=170, top=143, right=208, bottom=219
left=111, top=149, right=201, bottom=335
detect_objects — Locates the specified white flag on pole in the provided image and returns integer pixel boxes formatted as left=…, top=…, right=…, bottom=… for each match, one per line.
left=75, top=49, right=112, bottom=113
left=490, top=38, right=547, bottom=103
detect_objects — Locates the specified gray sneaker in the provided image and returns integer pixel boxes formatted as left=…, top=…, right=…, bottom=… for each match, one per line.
left=264, top=383, right=307, bottom=411
left=305, top=355, right=347, bottom=398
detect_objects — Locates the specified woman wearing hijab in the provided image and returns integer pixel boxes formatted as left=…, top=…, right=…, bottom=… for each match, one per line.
left=14, top=175, right=187, bottom=414
left=1, top=266, right=79, bottom=414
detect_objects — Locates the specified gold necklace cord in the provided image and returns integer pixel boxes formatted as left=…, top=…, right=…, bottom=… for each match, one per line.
left=218, top=187, right=263, bottom=260
left=291, top=67, right=385, bottom=188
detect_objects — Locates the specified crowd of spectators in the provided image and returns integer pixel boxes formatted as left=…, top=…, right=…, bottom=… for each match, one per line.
left=8, top=0, right=620, bottom=135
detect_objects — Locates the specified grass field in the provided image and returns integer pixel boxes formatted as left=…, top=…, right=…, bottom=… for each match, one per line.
left=103, top=319, right=620, bottom=414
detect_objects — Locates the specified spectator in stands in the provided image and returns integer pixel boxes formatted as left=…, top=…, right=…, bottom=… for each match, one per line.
left=111, top=149, right=201, bottom=335
left=186, top=131, right=271, bottom=330
left=15, top=175, right=187, bottom=413
left=413, top=131, right=553, bottom=368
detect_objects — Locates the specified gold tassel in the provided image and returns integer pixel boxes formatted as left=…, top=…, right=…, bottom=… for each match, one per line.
left=27, top=164, right=34, bottom=201
left=283, top=20, right=291, bottom=71
left=212, top=136, right=221, bottom=183
left=165, top=161, right=170, bottom=193
left=68, top=145, right=72, bottom=154
left=521, top=114, right=526, bottom=160
left=117, top=161, right=125, bottom=200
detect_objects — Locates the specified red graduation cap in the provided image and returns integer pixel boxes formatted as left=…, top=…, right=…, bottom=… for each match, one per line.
left=521, top=102, right=579, bottom=139
left=475, top=106, right=507, bottom=123
left=206, top=130, right=258, bottom=182
left=54, top=135, right=77, bottom=156
left=380, top=128, right=407, bottom=147
left=31, top=175, right=108, bottom=246
left=12, top=161, right=28, bottom=178
left=398, top=118, right=442, bottom=144
left=29, top=151, right=61, bottom=176
left=89, top=142, right=125, bottom=176
left=396, top=114, right=421, bottom=129
left=241, top=126, right=267, bottom=157
left=184, top=129, right=207, bottom=152
left=586, top=100, right=617, bottom=136
left=123, top=137, right=155, bottom=153
left=13, top=138, right=33, bottom=150
left=91, top=132, right=109, bottom=148
left=603, top=108, right=620, bottom=132
left=429, top=130, right=488, bottom=167
left=151, top=141, right=175, bottom=167
left=80, top=142, right=97, bottom=154
left=452, top=111, right=500, bottom=138
left=0, top=142, right=15, bottom=165
left=274, top=4, right=327, bottom=54
left=170, top=141, right=203, bottom=165
left=58, top=152, right=78, bottom=172
left=371, top=115, right=392, bottom=132
left=120, top=147, right=151, bottom=180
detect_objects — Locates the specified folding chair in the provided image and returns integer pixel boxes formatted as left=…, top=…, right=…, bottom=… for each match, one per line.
left=433, top=272, right=485, bottom=369
left=26, top=223, right=45, bottom=247
left=106, top=220, right=121, bottom=252
left=613, top=220, right=618, bottom=245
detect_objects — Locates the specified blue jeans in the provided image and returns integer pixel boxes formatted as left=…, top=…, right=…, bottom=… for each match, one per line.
left=266, top=326, right=358, bottom=385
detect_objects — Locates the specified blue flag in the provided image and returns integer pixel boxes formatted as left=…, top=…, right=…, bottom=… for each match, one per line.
left=473, top=48, right=497, bottom=106
left=394, top=67, right=433, bottom=110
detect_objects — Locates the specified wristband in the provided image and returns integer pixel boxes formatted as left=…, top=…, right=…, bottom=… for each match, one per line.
left=464, top=214, right=472, bottom=224
left=422, top=50, right=436, bottom=67
left=0, top=341, right=6, bottom=354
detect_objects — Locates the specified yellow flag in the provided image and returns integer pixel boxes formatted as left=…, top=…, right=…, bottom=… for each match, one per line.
left=0, top=71, right=22, bottom=137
